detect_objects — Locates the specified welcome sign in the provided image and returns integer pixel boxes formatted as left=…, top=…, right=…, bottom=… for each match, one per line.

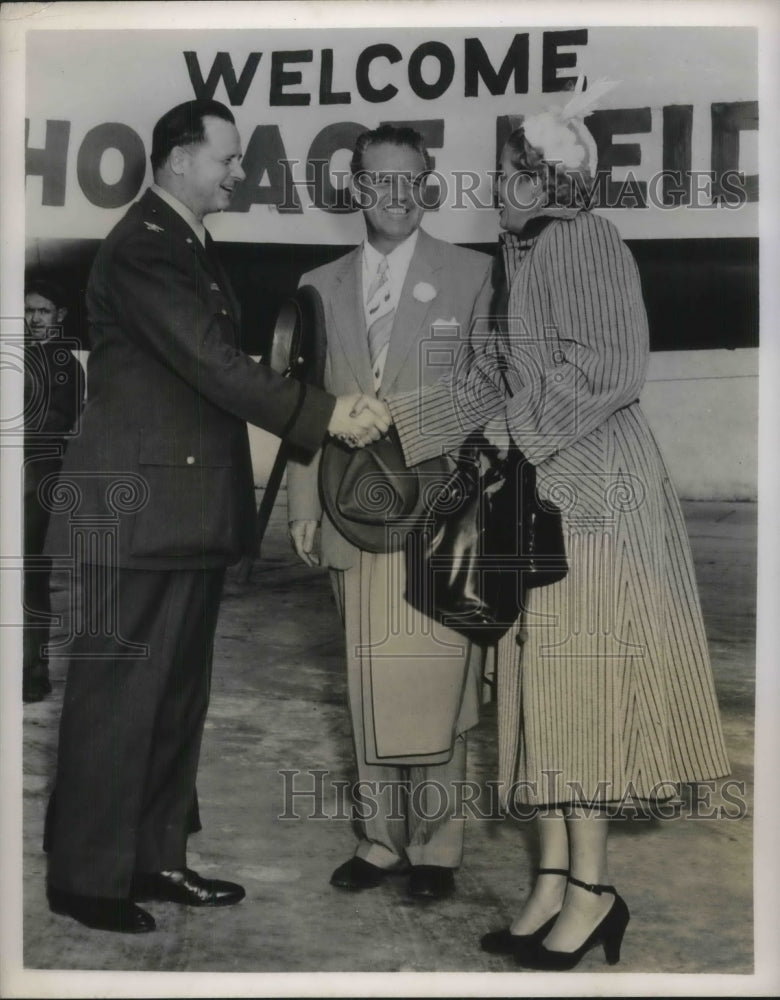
left=25, top=25, right=758, bottom=245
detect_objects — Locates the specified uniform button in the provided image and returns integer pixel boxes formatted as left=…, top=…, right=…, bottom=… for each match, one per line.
left=186, top=455, right=196, bottom=465
left=221, top=308, right=228, bottom=315
left=553, top=350, right=566, bottom=363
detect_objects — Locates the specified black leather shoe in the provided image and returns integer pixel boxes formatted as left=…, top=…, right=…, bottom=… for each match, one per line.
left=131, top=868, right=245, bottom=907
left=48, top=887, right=155, bottom=933
left=480, top=915, right=559, bottom=956
left=481, top=868, right=567, bottom=955
left=517, top=877, right=630, bottom=970
left=23, top=673, right=52, bottom=703
left=408, top=865, right=455, bottom=899
left=330, top=856, right=388, bottom=890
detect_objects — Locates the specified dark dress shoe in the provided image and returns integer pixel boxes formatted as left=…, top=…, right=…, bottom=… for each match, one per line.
left=330, top=856, right=388, bottom=890
left=23, top=673, right=52, bottom=703
left=408, top=865, right=455, bottom=899
left=480, top=914, right=559, bottom=956
left=48, top=887, right=155, bottom=933
left=131, top=868, right=245, bottom=907
left=517, top=879, right=630, bottom=970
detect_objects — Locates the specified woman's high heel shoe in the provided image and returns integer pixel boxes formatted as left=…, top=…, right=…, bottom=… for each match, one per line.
left=517, top=875, right=630, bottom=970
left=480, top=868, right=568, bottom=956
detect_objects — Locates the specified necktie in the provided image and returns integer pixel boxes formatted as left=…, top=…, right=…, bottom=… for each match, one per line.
left=366, top=257, right=394, bottom=375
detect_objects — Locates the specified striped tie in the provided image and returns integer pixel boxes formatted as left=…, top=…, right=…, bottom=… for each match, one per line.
left=366, top=257, right=394, bottom=374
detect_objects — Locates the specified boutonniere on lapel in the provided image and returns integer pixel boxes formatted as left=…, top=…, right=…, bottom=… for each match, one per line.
left=412, top=282, right=437, bottom=303
left=143, top=222, right=165, bottom=233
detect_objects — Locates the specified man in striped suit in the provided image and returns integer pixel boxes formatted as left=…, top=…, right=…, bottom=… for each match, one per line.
left=287, top=125, right=492, bottom=900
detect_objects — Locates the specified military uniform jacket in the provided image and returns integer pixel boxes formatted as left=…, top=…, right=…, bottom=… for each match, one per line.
left=46, top=189, right=334, bottom=570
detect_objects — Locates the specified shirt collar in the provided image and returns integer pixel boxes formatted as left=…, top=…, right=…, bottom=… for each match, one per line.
left=151, top=184, right=207, bottom=246
left=362, top=228, right=420, bottom=275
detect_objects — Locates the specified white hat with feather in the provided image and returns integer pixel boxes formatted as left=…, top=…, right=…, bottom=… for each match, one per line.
left=520, top=77, right=617, bottom=179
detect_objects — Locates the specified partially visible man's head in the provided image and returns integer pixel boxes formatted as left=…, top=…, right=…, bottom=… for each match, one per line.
left=151, top=100, right=246, bottom=221
left=350, top=125, right=432, bottom=255
left=25, top=278, right=67, bottom=342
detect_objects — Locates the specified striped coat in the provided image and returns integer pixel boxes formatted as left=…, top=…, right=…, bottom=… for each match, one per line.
left=390, top=210, right=730, bottom=805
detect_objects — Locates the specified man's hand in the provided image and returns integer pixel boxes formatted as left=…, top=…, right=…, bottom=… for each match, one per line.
left=350, top=395, right=393, bottom=426
left=289, top=519, right=320, bottom=567
left=328, top=393, right=392, bottom=447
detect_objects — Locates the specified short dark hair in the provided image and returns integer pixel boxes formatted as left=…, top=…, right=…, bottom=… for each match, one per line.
left=25, top=275, right=67, bottom=309
left=150, top=99, right=235, bottom=173
left=350, top=124, right=432, bottom=176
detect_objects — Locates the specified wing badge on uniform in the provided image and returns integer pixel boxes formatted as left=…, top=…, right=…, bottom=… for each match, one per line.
left=143, top=221, right=165, bottom=232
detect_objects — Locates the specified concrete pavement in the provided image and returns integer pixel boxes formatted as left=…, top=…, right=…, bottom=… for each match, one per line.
left=19, top=499, right=756, bottom=978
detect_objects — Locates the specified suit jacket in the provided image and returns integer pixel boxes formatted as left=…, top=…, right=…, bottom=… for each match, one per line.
left=24, top=338, right=85, bottom=437
left=24, top=339, right=85, bottom=554
left=287, top=228, right=492, bottom=570
left=46, top=188, right=335, bottom=570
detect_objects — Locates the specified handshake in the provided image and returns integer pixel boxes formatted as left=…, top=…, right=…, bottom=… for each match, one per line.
left=327, top=393, right=393, bottom=448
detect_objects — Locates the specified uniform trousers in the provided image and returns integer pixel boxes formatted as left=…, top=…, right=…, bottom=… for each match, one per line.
left=47, top=565, right=225, bottom=898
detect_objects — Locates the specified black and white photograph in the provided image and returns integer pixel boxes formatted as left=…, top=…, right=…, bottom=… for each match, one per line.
left=1, top=1, right=777, bottom=996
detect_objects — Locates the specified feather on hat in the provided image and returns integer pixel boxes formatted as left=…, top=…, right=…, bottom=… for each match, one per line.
left=521, top=76, right=617, bottom=177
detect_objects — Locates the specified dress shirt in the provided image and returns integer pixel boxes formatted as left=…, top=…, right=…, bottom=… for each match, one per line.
left=151, top=184, right=208, bottom=247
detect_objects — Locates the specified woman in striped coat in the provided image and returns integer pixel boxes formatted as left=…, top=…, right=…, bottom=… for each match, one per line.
left=388, top=110, right=730, bottom=970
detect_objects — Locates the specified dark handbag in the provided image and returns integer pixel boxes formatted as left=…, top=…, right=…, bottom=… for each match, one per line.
left=404, top=431, right=568, bottom=645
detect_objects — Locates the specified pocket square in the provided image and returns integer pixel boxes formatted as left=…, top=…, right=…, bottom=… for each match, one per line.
left=210, top=282, right=221, bottom=291
left=432, top=316, right=458, bottom=327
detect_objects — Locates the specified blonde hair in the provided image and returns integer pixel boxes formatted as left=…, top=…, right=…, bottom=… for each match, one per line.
left=502, top=126, right=593, bottom=210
